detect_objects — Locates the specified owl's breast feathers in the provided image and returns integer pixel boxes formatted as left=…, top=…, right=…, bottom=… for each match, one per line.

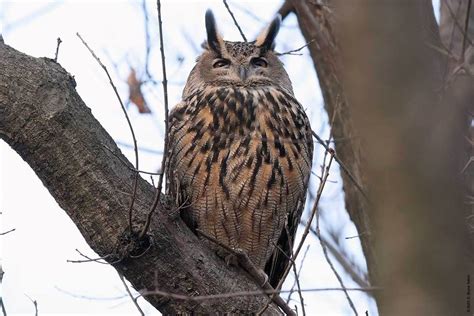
left=167, top=86, right=313, bottom=285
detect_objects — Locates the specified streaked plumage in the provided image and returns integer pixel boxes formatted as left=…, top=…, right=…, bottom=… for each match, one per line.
left=167, top=10, right=313, bottom=287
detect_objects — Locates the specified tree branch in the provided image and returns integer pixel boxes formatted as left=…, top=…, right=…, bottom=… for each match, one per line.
left=0, top=42, right=281, bottom=315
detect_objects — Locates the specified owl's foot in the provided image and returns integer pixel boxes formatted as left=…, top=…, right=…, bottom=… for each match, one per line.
left=215, top=248, right=239, bottom=266
left=224, top=253, right=238, bottom=267
left=258, top=270, right=269, bottom=287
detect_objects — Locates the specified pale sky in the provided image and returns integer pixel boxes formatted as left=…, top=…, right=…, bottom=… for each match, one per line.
left=0, top=0, right=440, bottom=315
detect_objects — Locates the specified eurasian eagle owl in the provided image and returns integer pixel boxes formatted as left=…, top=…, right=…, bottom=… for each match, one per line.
left=167, top=10, right=313, bottom=287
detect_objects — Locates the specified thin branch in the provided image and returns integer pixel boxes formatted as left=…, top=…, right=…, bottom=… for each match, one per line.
left=316, top=207, right=358, bottom=315
left=445, top=0, right=474, bottom=48
left=115, top=140, right=163, bottom=155
left=54, top=286, right=128, bottom=301
left=286, top=245, right=310, bottom=304
left=289, top=248, right=305, bottom=315
left=306, top=224, right=370, bottom=289
left=0, top=298, right=5, bottom=316
left=312, top=130, right=369, bottom=201
left=118, top=272, right=145, bottom=316
left=260, top=150, right=335, bottom=315
left=196, top=229, right=296, bottom=316
left=462, top=0, right=472, bottom=58
left=223, top=0, right=247, bottom=42
left=102, top=143, right=162, bottom=175
left=142, top=0, right=153, bottom=80
left=277, top=0, right=295, bottom=20
left=0, top=228, right=15, bottom=236
left=76, top=32, right=140, bottom=235
left=273, top=228, right=305, bottom=314
left=279, top=152, right=334, bottom=288
left=139, top=286, right=380, bottom=302
left=54, top=37, right=62, bottom=62
left=24, top=295, right=38, bottom=316
left=67, top=249, right=122, bottom=265
left=140, top=0, right=170, bottom=239
left=277, top=40, right=315, bottom=56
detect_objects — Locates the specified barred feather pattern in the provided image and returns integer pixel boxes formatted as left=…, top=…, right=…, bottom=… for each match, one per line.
left=167, top=85, right=313, bottom=275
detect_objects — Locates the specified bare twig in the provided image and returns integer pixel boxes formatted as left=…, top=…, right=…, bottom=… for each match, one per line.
left=76, top=33, right=140, bottom=235
left=25, top=295, right=38, bottom=316
left=115, top=140, right=163, bottom=155
left=118, top=272, right=145, bottom=316
left=277, top=40, right=315, bottom=56
left=282, top=152, right=334, bottom=289
left=54, top=286, right=127, bottom=301
left=462, top=0, right=472, bottom=58
left=139, top=286, right=380, bottom=302
left=101, top=143, right=162, bottom=175
left=223, top=0, right=247, bottom=42
left=0, top=228, right=15, bottom=236
left=312, top=130, right=369, bottom=201
left=67, top=249, right=118, bottom=265
left=286, top=245, right=310, bottom=304
left=0, top=298, right=5, bottom=316
left=316, top=209, right=358, bottom=315
left=196, top=229, right=296, bottom=316
left=142, top=0, right=153, bottom=80
left=289, top=249, right=305, bottom=315
left=306, top=224, right=370, bottom=289
left=260, top=151, right=335, bottom=315
left=54, top=37, right=62, bottom=62
left=445, top=0, right=474, bottom=48
left=140, top=0, right=170, bottom=239
left=277, top=0, right=295, bottom=20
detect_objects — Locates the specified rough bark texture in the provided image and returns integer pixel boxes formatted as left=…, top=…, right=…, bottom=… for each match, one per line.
left=289, top=0, right=472, bottom=314
left=335, top=0, right=469, bottom=315
left=0, top=42, right=280, bottom=315
left=288, top=0, right=375, bottom=285
left=440, top=0, right=474, bottom=262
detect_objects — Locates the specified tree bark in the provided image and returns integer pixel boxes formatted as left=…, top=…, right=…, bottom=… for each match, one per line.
left=0, top=42, right=280, bottom=315
left=440, top=0, right=474, bottom=262
left=289, top=0, right=471, bottom=314
left=334, top=0, right=468, bottom=315
left=288, top=0, right=375, bottom=286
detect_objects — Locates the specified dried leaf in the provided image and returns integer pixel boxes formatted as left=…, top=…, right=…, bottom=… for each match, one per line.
left=127, top=68, right=151, bottom=114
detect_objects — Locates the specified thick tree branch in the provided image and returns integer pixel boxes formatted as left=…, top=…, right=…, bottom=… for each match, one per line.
left=335, top=0, right=468, bottom=314
left=0, top=42, right=281, bottom=315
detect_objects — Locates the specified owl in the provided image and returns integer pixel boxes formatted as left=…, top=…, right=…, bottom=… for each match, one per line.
left=167, top=10, right=313, bottom=287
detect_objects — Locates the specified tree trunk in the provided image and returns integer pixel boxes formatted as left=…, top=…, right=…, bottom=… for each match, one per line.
left=290, top=0, right=471, bottom=314
left=287, top=0, right=375, bottom=287
left=0, top=42, right=280, bottom=315
left=440, top=0, right=474, bottom=262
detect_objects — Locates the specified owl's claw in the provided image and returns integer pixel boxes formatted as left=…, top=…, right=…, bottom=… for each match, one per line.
left=258, top=270, right=269, bottom=287
left=224, top=253, right=238, bottom=267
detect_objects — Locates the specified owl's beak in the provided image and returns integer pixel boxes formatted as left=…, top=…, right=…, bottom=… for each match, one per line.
left=238, top=65, right=248, bottom=81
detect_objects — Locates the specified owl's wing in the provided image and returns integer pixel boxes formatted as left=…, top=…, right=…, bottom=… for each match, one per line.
left=264, top=192, right=306, bottom=288
left=166, top=101, right=190, bottom=208
left=264, top=101, right=314, bottom=289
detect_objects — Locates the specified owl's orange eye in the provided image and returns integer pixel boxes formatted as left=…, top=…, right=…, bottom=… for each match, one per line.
left=212, top=59, right=230, bottom=68
left=250, top=57, right=268, bottom=68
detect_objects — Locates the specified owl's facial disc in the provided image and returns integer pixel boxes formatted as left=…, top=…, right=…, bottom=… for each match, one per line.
left=210, top=55, right=271, bottom=84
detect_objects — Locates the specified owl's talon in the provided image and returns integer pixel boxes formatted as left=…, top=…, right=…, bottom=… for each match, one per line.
left=225, top=253, right=238, bottom=267
left=259, top=270, right=269, bottom=287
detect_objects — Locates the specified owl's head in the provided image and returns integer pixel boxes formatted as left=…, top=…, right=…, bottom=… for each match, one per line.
left=183, top=10, right=293, bottom=96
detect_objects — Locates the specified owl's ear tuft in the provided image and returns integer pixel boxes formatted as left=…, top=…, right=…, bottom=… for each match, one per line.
left=255, top=15, right=281, bottom=53
left=205, top=10, right=224, bottom=55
